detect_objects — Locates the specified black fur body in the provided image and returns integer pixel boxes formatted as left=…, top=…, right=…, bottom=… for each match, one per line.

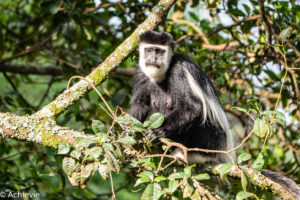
left=129, top=53, right=227, bottom=160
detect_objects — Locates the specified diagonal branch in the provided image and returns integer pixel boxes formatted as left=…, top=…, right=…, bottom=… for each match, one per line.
left=207, top=15, right=260, bottom=37
left=0, top=36, right=52, bottom=64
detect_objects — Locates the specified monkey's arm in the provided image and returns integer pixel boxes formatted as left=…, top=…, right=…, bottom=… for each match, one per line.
left=146, top=103, right=200, bottom=141
left=129, top=76, right=150, bottom=122
left=129, top=96, right=150, bottom=122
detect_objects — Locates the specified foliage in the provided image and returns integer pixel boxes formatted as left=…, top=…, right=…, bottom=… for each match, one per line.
left=0, top=0, right=299, bottom=199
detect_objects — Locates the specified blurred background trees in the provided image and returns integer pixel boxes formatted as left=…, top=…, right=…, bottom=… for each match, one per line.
left=0, top=0, right=299, bottom=199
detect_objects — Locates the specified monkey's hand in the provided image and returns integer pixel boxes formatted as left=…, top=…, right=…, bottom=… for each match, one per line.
left=145, top=129, right=165, bottom=142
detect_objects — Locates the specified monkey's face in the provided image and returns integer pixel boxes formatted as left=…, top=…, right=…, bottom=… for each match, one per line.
left=139, top=43, right=173, bottom=82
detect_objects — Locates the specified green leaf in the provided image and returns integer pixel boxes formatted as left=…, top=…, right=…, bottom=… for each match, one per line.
left=62, top=157, right=76, bottom=175
left=236, top=191, right=253, bottom=200
left=264, top=70, right=280, bottom=81
left=279, top=27, right=291, bottom=40
left=75, top=137, right=97, bottom=146
left=231, top=107, right=248, bottom=113
left=96, top=132, right=109, bottom=144
left=216, top=163, right=234, bottom=182
left=241, top=168, right=249, bottom=191
left=168, top=172, right=184, bottom=180
left=40, top=1, right=60, bottom=14
left=251, top=153, right=265, bottom=170
left=168, top=180, right=179, bottom=193
left=153, top=183, right=162, bottom=200
left=238, top=153, right=252, bottom=164
left=57, top=143, right=71, bottom=155
left=134, top=177, right=152, bottom=187
left=104, top=149, right=120, bottom=173
left=68, top=171, right=80, bottom=187
left=87, top=146, right=102, bottom=159
left=45, top=147, right=56, bottom=157
left=183, top=166, right=193, bottom=178
left=248, top=108, right=258, bottom=114
left=137, top=171, right=154, bottom=181
left=267, top=124, right=274, bottom=138
left=229, top=8, right=245, bottom=16
left=131, top=158, right=151, bottom=166
left=117, top=115, right=143, bottom=126
left=242, top=4, right=251, bottom=15
left=189, top=12, right=199, bottom=21
left=253, top=118, right=269, bottom=138
left=103, top=143, right=114, bottom=151
left=141, top=184, right=153, bottom=200
left=247, top=99, right=260, bottom=112
left=260, top=34, right=266, bottom=43
left=191, top=191, right=201, bottom=200
left=132, top=123, right=146, bottom=132
left=70, top=148, right=81, bottom=160
left=182, top=179, right=194, bottom=198
left=116, top=136, right=136, bottom=145
left=98, top=164, right=109, bottom=179
left=92, top=119, right=107, bottom=134
left=143, top=120, right=150, bottom=127
left=263, top=110, right=285, bottom=117
left=148, top=113, right=164, bottom=129
left=193, top=173, right=210, bottom=180
left=80, top=163, right=94, bottom=185
left=274, top=118, right=286, bottom=127
left=140, top=183, right=163, bottom=200
left=62, top=18, right=76, bottom=40
left=154, top=176, right=167, bottom=182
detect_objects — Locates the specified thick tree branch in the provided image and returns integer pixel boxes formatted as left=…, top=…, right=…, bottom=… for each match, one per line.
left=0, top=112, right=97, bottom=148
left=212, top=164, right=295, bottom=200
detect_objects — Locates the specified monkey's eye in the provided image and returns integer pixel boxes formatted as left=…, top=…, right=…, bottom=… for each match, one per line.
left=145, top=48, right=152, bottom=53
left=155, top=49, right=165, bottom=54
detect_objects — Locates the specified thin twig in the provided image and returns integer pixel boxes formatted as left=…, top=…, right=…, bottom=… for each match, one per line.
left=39, top=54, right=80, bottom=69
left=3, top=72, right=34, bottom=110
left=156, top=146, right=170, bottom=174
left=67, top=76, right=115, bottom=117
left=0, top=36, right=51, bottom=64
left=36, top=76, right=54, bottom=109
left=109, top=172, right=117, bottom=200
left=161, top=159, right=178, bottom=171
left=207, top=15, right=260, bottom=37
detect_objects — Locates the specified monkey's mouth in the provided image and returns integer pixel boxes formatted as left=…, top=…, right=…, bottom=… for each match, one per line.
left=146, top=64, right=160, bottom=69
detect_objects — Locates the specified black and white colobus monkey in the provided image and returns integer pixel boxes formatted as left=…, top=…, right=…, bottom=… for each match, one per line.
left=129, top=31, right=300, bottom=197
left=129, top=31, right=235, bottom=163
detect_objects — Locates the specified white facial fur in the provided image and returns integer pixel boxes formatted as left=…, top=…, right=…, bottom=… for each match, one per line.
left=139, top=43, right=173, bottom=83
